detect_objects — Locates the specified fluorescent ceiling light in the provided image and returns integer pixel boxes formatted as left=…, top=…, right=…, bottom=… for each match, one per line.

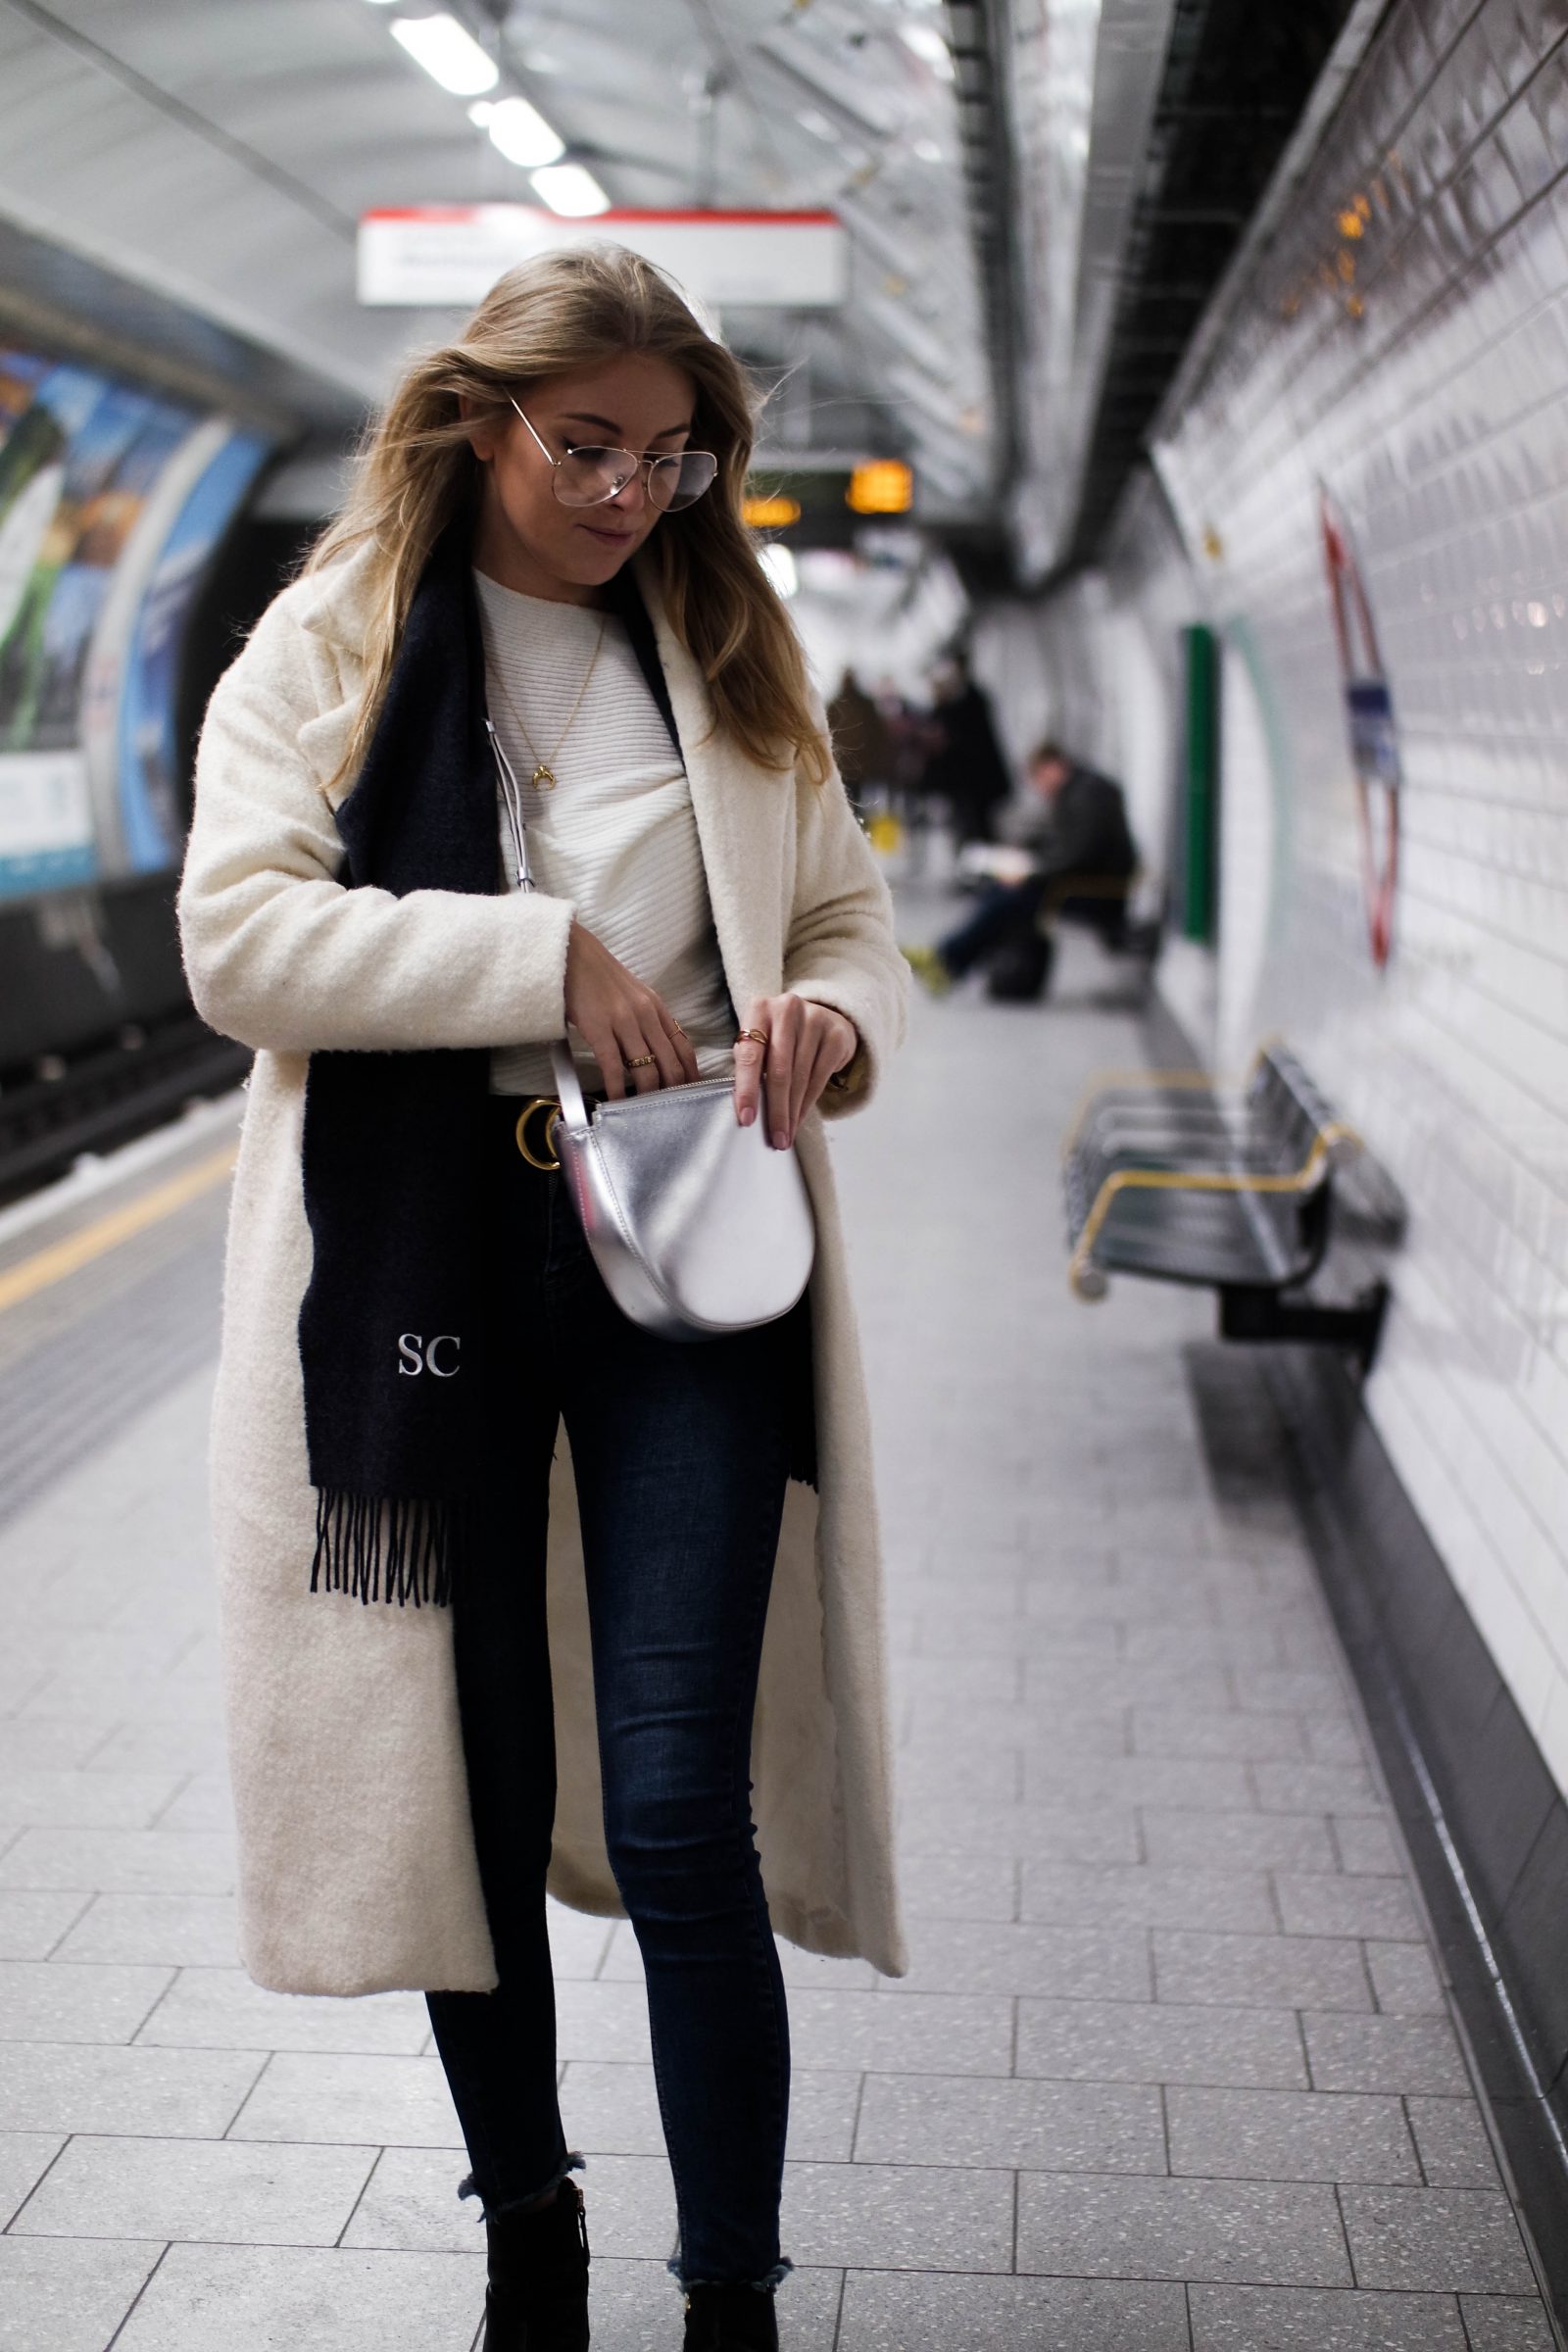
left=899, top=23, right=955, bottom=77
left=530, top=163, right=611, bottom=216
left=390, top=15, right=499, bottom=96
left=486, top=93, right=565, bottom=168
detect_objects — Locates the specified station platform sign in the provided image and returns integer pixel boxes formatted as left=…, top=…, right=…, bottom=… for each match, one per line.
left=359, top=207, right=848, bottom=311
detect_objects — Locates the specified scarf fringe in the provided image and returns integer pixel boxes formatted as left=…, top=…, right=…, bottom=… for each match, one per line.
left=310, top=1490, right=456, bottom=1608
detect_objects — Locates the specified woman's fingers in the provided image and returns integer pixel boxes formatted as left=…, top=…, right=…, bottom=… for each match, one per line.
left=798, top=1032, right=839, bottom=1134
left=565, top=922, right=697, bottom=1098
left=619, top=985, right=695, bottom=1092
left=612, top=1015, right=670, bottom=1094
left=645, top=1016, right=688, bottom=1091
left=662, top=1007, right=702, bottom=1085
left=733, top=1026, right=766, bottom=1127
left=737, top=997, right=858, bottom=1144
left=791, top=1019, right=839, bottom=1138
left=586, top=1024, right=626, bottom=1100
left=629, top=989, right=693, bottom=1090
left=762, top=1000, right=801, bottom=1149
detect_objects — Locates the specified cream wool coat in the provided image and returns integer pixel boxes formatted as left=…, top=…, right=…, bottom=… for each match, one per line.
left=177, top=539, right=910, bottom=1995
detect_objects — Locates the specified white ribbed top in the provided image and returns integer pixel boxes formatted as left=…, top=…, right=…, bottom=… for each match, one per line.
left=475, top=571, right=732, bottom=1097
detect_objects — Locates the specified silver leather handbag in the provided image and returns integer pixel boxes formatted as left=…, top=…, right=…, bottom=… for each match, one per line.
left=486, top=713, right=815, bottom=1343
left=549, top=1041, right=814, bottom=1342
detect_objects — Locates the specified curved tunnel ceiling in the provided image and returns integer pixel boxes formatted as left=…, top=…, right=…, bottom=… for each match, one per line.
left=0, top=0, right=993, bottom=514
left=0, top=0, right=1384, bottom=574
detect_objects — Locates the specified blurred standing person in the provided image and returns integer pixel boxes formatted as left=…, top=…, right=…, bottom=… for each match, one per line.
left=884, top=688, right=943, bottom=871
left=825, top=666, right=893, bottom=814
left=921, top=650, right=1011, bottom=852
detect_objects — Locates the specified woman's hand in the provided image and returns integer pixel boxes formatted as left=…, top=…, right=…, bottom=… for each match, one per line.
left=564, top=919, right=701, bottom=1098
left=733, top=997, right=858, bottom=1148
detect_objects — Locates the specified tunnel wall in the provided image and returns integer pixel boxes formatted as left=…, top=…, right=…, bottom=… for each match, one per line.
left=989, top=0, right=1568, bottom=1817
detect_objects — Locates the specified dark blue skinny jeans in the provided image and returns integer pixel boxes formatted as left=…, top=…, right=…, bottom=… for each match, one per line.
left=426, top=1098, right=798, bottom=2290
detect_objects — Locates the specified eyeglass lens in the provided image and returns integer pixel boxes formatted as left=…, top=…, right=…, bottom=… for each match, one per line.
left=554, top=447, right=717, bottom=513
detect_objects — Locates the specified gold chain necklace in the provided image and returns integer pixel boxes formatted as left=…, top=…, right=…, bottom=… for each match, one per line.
left=484, top=610, right=608, bottom=791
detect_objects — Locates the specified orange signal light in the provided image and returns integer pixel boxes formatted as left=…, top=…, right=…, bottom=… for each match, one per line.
left=846, top=461, right=913, bottom=515
left=743, top=495, right=803, bottom=528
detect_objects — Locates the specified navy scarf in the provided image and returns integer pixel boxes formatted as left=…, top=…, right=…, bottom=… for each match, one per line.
left=298, top=523, right=685, bottom=1605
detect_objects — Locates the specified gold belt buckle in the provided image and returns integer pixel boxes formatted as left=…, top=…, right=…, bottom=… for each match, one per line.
left=514, top=1096, right=563, bottom=1172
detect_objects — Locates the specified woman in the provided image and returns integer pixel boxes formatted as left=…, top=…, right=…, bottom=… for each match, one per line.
left=177, top=245, right=908, bottom=2351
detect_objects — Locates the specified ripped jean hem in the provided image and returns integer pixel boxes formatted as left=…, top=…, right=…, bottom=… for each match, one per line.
left=668, top=2256, right=794, bottom=2294
left=458, top=2149, right=585, bottom=2223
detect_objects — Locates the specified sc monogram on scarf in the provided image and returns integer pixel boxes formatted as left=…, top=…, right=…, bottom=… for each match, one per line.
left=397, top=1333, right=463, bottom=1377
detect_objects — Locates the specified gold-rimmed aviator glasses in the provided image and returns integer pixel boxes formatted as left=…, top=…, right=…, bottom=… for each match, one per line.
left=510, top=400, right=718, bottom=513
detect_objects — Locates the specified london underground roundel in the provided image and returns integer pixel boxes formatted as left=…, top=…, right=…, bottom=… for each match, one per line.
left=1320, top=484, right=1399, bottom=968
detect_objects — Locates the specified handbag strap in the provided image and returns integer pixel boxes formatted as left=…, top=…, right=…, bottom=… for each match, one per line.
left=487, top=720, right=591, bottom=1128
left=551, top=1039, right=590, bottom=1129
left=485, top=717, right=534, bottom=893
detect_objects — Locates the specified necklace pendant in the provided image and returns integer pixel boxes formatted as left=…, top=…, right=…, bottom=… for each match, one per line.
left=531, top=762, right=557, bottom=790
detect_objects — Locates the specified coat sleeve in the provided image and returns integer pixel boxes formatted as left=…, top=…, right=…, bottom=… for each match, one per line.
left=781, top=718, right=910, bottom=1116
left=177, top=598, right=576, bottom=1055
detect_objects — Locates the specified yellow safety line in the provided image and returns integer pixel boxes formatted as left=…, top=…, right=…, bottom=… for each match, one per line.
left=0, top=1142, right=238, bottom=1316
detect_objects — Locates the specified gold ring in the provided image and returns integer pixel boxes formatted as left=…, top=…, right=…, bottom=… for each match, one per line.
left=623, top=1053, right=658, bottom=1070
left=514, top=1099, right=562, bottom=1172
left=735, top=1028, right=769, bottom=1048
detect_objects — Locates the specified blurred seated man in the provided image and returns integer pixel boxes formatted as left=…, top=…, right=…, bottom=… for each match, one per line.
left=905, top=741, right=1137, bottom=999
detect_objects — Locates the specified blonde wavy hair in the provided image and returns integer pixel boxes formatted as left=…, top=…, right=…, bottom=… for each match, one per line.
left=307, top=243, right=830, bottom=790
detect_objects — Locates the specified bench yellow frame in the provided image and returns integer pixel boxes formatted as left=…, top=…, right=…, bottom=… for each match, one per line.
left=1066, top=1107, right=1361, bottom=1300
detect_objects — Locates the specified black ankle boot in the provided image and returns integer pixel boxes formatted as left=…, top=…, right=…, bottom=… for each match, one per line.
left=681, top=2283, right=779, bottom=2352
left=480, top=2178, right=590, bottom=2351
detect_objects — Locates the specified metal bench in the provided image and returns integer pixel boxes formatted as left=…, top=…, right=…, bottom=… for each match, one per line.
left=1061, top=1043, right=1402, bottom=1367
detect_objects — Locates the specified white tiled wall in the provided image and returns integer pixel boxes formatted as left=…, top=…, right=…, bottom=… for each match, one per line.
left=999, top=0, right=1568, bottom=1799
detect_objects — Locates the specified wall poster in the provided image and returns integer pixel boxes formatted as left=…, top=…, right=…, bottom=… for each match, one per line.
left=0, top=346, right=270, bottom=902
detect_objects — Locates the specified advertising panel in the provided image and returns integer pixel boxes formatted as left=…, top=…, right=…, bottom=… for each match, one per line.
left=0, top=345, right=270, bottom=902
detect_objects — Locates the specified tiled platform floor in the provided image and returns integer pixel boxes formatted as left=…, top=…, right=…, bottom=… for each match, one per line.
left=0, top=911, right=1557, bottom=2349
